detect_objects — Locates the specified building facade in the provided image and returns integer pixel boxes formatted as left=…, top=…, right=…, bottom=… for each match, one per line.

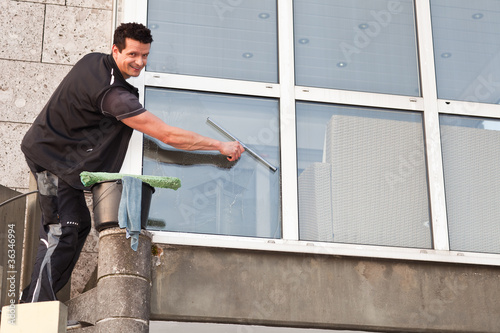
left=2, top=0, right=500, bottom=332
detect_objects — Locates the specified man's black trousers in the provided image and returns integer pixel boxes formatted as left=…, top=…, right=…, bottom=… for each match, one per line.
left=21, top=159, right=91, bottom=303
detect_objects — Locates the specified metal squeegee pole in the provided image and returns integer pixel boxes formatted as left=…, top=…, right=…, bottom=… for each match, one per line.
left=207, top=117, right=277, bottom=172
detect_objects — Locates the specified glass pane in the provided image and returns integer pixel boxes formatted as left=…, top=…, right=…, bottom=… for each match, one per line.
left=440, top=115, right=500, bottom=254
left=294, top=0, right=420, bottom=96
left=147, top=0, right=278, bottom=83
left=296, top=102, right=431, bottom=248
left=431, top=0, right=500, bottom=103
left=143, top=88, right=280, bottom=238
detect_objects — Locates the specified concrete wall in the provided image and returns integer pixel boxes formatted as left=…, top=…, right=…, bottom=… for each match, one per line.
left=150, top=244, right=500, bottom=333
left=0, top=0, right=113, bottom=192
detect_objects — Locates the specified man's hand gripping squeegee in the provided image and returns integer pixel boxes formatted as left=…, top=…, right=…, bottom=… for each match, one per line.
left=207, top=117, right=277, bottom=172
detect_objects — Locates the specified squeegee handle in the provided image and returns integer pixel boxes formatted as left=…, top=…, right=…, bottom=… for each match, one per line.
left=207, top=117, right=277, bottom=172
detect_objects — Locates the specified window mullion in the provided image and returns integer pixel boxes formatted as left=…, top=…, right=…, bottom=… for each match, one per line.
left=415, top=0, right=449, bottom=251
left=278, top=0, right=298, bottom=240
left=117, top=0, right=148, bottom=175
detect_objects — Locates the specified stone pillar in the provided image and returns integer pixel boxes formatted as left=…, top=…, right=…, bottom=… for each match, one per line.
left=94, top=228, right=152, bottom=333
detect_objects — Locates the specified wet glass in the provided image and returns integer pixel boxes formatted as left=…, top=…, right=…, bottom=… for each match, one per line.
left=143, top=88, right=281, bottom=238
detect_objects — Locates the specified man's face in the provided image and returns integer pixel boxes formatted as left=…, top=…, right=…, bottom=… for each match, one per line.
left=112, top=38, right=151, bottom=79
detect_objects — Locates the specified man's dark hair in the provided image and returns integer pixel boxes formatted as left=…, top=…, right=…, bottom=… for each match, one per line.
left=113, top=22, right=153, bottom=51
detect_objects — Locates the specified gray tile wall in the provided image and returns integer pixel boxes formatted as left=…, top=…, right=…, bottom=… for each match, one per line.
left=0, top=0, right=113, bottom=191
left=1, top=0, right=114, bottom=301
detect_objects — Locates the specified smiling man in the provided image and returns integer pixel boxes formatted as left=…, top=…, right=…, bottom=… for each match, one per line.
left=20, top=23, right=243, bottom=308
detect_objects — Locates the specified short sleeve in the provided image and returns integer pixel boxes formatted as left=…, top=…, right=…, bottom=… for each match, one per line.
left=100, top=87, right=146, bottom=120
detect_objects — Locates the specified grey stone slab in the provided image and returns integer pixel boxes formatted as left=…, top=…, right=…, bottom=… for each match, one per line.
left=0, top=60, right=71, bottom=123
left=0, top=122, right=31, bottom=189
left=0, top=1, right=45, bottom=61
left=42, top=5, right=112, bottom=65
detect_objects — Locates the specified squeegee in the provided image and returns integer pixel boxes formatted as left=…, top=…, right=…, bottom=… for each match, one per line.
left=207, top=117, right=277, bottom=172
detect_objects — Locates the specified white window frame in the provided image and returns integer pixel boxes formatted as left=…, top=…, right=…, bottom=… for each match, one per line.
left=117, top=0, right=500, bottom=267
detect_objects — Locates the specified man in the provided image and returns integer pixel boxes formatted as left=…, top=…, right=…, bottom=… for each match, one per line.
left=20, top=22, right=243, bottom=303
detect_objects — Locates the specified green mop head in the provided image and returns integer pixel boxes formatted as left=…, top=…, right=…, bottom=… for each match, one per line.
left=80, top=171, right=181, bottom=190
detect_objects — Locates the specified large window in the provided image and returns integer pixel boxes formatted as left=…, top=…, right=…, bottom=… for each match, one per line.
left=117, top=0, right=500, bottom=262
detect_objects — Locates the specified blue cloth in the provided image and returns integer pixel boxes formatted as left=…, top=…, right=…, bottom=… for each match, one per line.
left=118, top=176, right=143, bottom=251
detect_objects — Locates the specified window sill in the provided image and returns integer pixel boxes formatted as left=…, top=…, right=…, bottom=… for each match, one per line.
left=150, top=230, right=500, bottom=267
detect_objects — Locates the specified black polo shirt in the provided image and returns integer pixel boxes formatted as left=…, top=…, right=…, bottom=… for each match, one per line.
left=21, top=53, right=146, bottom=189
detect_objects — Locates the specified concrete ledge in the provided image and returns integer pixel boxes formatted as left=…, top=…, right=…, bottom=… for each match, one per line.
left=0, top=301, right=67, bottom=333
left=150, top=244, right=500, bottom=333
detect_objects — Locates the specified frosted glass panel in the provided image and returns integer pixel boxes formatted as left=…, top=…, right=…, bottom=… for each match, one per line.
left=440, top=115, right=500, bottom=253
left=147, top=0, right=278, bottom=82
left=431, top=0, right=500, bottom=103
left=294, top=0, right=420, bottom=96
left=143, top=88, right=280, bottom=238
left=297, top=103, right=431, bottom=248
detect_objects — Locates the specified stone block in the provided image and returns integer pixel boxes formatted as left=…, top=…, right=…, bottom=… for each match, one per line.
left=95, top=275, right=150, bottom=322
left=0, top=301, right=67, bottom=333
left=42, top=5, right=112, bottom=65
left=98, top=229, right=152, bottom=279
left=0, top=60, right=71, bottom=123
left=0, top=122, right=31, bottom=190
left=0, top=1, right=45, bottom=62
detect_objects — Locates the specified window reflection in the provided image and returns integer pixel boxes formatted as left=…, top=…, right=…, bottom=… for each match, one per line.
left=143, top=88, right=281, bottom=238
left=431, top=0, right=500, bottom=103
left=294, top=0, right=420, bottom=96
left=296, top=102, right=431, bottom=248
left=440, top=115, right=500, bottom=253
left=147, top=0, right=278, bottom=83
